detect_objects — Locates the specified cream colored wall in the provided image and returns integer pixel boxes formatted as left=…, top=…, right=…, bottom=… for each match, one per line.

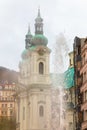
left=18, top=46, right=51, bottom=130
left=65, top=110, right=74, bottom=130
left=69, top=52, right=74, bottom=67
left=19, top=46, right=51, bottom=86
left=18, top=88, right=51, bottom=130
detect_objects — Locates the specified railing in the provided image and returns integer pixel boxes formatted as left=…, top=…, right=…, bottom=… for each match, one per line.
left=81, top=120, right=87, bottom=130
left=81, top=100, right=87, bottom=111
left=80, top=80, right=87, bottom=92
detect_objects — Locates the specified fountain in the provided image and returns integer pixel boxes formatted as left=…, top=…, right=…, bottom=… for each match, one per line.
left=51, top=33, right=69, bottom=130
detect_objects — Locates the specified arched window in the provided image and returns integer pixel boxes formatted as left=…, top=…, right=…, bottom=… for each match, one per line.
left=39, top=106, right=44, bottom=117
left=39, top=62, right=44, bottom=74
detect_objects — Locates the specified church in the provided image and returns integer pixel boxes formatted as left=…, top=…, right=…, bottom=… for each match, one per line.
left=16, top=8, right=52, bottom=130
left=16, top=8, right=75, bottom=130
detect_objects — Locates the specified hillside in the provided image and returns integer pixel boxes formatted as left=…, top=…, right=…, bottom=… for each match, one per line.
left=0, top=66, right=18, bottom=83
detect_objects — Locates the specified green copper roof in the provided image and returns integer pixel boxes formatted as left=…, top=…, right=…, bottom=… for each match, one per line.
left=29, top=45, right=36, bottom=50
left=35, top=8, right=43, bottom=23
left=32, top=34, right=48, bottom=46
left=22, top=49, right=28, bottom=55
left=21, top=49, right=28, bottom=59
left=64, top=67, right=74, bottom=89
left=21, top=46, right=36, bottom=60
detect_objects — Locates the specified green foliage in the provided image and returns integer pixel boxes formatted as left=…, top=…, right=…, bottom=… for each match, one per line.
left=0, top=117, right=16, bottom=130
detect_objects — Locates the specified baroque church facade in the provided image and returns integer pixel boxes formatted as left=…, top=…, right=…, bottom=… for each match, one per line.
left=16, top=9, right=52, bottom=130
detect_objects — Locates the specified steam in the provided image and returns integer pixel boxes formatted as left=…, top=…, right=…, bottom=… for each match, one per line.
left=53, top=33, right=69, bottom=73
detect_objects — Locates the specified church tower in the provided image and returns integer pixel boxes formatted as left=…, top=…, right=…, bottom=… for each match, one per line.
left=17, top=9, right=51, bottom=130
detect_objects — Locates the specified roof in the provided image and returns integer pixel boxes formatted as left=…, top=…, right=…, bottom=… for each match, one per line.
left=64, top=67, right=74, bottom=89
left=29, top=45, right=36, bottom=50
left=32, top=34, right=48, bottom=46
left=21, top=49, right=28, bottom=59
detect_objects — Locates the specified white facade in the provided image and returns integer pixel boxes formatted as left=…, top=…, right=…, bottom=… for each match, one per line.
left=16, top=9, right=63, bottom=130
left=16, top=42, right=51, bottom=130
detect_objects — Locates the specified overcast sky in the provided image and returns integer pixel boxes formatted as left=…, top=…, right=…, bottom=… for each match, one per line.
left=0, top=0, right=87, bottom=72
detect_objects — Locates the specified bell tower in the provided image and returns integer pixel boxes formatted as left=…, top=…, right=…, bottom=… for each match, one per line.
left=35, top=8, right=43, bottom=34
left=17, top=9, right=51, bottom=130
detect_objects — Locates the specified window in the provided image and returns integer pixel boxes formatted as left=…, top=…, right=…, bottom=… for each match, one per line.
left=10, top=110, right=13, bottom=116
left=10, top=104, right=13, bottom=107
left=84, top=110, right=87, bottom=121
left=39, top=62, right=44, bottom=74
left=39, top=106, right=44, bottom=117
left=83, top=72, right=86, bottom=83
left=5, top=104, right=7, bottom=107
left=5, top=97, right=7, bottom=100
left=85, top=91, right=87, bottom=101
left=70, top=59, right=72, bottom=66
left=69, top=122, right=73, bottom=130
left=2, top=104, right=4, bottom=107
left=1, top=111, right=3, bottom=115
left=5, top=111, right=7, bottom=115
left=23, top=107, right=25, bottom=120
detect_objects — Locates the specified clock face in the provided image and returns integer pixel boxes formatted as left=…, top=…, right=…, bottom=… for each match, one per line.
left=37, top=47, right=46, bottom=55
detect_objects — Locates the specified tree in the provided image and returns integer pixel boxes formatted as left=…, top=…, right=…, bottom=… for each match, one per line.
left=0, top=117, right=16, bottom=130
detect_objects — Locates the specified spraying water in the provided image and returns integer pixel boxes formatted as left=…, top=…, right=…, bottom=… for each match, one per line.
left=51, top=33, right=69, bottom=130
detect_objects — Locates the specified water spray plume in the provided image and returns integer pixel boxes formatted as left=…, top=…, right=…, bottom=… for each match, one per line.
left=51, top=33, right=69, bottom=130
left=53, top=33, right=69, bottom=73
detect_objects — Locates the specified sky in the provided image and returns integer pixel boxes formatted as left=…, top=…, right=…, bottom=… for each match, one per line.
left=0, top=0, right=87, bottom=72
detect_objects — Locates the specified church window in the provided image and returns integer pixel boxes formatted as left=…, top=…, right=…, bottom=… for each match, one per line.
left=23, top=107, right=25, bottom=120
left=39, top=62, right=44, bottom=74
left=69, top=122, right=73, bottom=130
left=39, top=105, right=44, bottom=117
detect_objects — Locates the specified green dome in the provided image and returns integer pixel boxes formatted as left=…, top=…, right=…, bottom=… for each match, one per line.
left=21, top=49, right=28, bottom=59
left=29, top=45, right=36, bottom=51
left=31, top=34, right=48, bottom=46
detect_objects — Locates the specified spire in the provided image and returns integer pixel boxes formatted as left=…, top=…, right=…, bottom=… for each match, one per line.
left=28, top=24, right=31, bottom=34
left=38, top=6, right=41, bottom=17
left=25, top=24, right=33, bottom=49
left=35, top=8, right=43, bottom=34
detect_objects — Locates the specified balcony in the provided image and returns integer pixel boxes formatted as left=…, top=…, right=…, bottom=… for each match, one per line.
left=81, top=100, right=87, bottom=111
left=81, top=43, right=87, bottom=54
left=81, top=120, right=87, bottom=130
left=80, top=62, right=87, bottom=74
left=80, top=80, right=87, bottom=92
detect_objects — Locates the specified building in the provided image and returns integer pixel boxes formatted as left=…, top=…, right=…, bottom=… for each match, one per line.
left=16, top=9, right=82, bottom=130
left=16, top=9, right=52, bottom=130
left=80, top=38, right=87, bottom=130
left=64, top=51, right=75, bottom=130
left=73, top=37, right=83, bottom=130
left=0, top=81, right=16, bottom=118
left=0, top=67, right=17, bottom=119
left=73, top=36, right=87, bottom=130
